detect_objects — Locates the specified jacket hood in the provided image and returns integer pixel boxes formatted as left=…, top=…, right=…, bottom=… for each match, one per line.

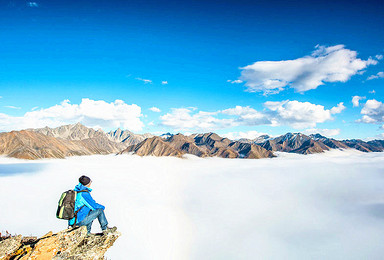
left=74, top=183, right=92, bottom=192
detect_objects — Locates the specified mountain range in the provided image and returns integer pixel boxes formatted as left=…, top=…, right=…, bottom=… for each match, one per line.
left=240, top=132, right=384, bottom=154
left=0, top=123, right=383, bottom=160
left=120, top=133, right=275, bottom=159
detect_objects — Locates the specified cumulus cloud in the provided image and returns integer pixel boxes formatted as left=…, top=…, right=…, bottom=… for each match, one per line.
left=240, top=45, right=379, bottom=94
left=160, top=108, right=234, bottom=131
left=161, top=100, right=344, bottom=131
left=265, top=100, right=345, bottom=128
left=0, top=98, right=144, bottom=132
left=149, top=107, right=161, bottom=113
left=330, top=102, right=346, bottom=114
left=352, top=96, right=365, bottom=107
left=222, top=130, right=268, bottom=140
left=304, top=128, right=341, bottom=137
left=161, top=81, right=168, bottom=85
left=367, top=72, right=384, bottom=80
left=136, top=78, right=152, bottom=84
left=359, top=99, right=384, bottom=124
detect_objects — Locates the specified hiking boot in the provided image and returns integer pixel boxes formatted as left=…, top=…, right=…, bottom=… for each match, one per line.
left=102, top=226, right=117, bottom=234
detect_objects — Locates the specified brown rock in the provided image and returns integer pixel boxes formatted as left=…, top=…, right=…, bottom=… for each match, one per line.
left=0, top=226, right=120, bottom=260
left=0, top=235, right=22, bottom=259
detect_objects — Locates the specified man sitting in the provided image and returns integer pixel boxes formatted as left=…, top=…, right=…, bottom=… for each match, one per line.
left=69, top=175, right=115, bottom=234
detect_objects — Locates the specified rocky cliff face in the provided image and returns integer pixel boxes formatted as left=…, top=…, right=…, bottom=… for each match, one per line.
left=0, top=226, right=120, bottom=260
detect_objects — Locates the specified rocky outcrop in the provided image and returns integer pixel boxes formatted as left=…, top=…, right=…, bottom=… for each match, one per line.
left=120, top=133, right=275, bottom=159
left=0, top=226, right=120, bottom=260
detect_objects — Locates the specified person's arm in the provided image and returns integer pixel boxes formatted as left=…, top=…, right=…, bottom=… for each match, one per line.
left=81, top=192, right=105, bottom=210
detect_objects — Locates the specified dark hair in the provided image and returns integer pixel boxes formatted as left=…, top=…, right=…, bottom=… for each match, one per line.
left=79, top=175, right=91, bottom=186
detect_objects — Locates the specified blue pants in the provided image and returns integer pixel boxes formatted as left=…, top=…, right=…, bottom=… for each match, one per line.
left=78, top=208, right=108, bottom=233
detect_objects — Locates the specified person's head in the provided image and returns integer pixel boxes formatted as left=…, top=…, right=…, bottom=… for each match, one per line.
left=79, top=175, right=92, bottom=187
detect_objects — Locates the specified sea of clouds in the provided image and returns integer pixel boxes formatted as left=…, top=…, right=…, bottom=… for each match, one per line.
left=1, top=150, right=384, bottom=259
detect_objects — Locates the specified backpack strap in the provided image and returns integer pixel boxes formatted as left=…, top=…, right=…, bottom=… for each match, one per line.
left=71, top=190, right=90, bottom=228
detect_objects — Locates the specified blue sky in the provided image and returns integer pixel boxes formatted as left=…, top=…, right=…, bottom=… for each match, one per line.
left=0, top=0, right=383, bottom=139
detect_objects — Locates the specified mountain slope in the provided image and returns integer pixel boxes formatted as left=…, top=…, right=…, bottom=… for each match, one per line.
left=120, top=136, right=183, bottom=157
left=253, top=132, right=384, bottom=154
left=0, top=130, right=93, bottom=159
left=107, top=128, right=153, bottom=146
left=32, top=122, right=104, bottom=141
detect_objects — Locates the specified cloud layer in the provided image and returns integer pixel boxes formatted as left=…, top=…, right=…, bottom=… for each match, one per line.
left=240, top=45, right=379, bottom=94
left=1, top=151, right=384, bottom=259
left=0, top=98, right=144, bottom=132
left=161, top=101, right=345, bottom=131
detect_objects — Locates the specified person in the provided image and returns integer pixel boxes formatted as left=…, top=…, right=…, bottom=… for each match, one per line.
left=69, top=175, right=114, bottom=234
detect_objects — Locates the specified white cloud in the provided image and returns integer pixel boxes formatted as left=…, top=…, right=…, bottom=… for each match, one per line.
left=375, top=54, right=383, bottom=60
left=149, top=107, right=161, bottom=113
left=136, top=78, right=153, bottom=84
left=227, top=79, right=243, bottom=84
left=359, top=99, right=384, bottom=124
left=160, top=108, right=234, bottom=131
left=4, top=106, right=21, bottom=109
left=352, top=96, right=366, bottom=107
left=161, top=81, right=168, bottom=85
left=222, top=130, right=267, bottom=140
left=369, top=90, right=376, bottom=94
left=330, top=102, right=346, bottom=114
left=240, top=45, right=379, bottom=94
left=0, top=98, right=144, bottom=132
left=367, top=71, right=384, bottom=80
left=304, top=128, right=341, bottom=137
left=161, top=101, right=344, bottom=131
left=265, top=100, right=344, bottom=128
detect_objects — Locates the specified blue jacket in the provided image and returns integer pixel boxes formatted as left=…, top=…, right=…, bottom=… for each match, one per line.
left=68, top=183, right=105, bottom=226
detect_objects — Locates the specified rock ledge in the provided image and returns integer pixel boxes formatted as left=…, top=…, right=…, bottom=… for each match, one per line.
left=0, top=226, right=120, bottom=260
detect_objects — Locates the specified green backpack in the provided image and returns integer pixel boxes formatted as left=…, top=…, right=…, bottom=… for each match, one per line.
left=56, top=190, right=89, bottom=222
